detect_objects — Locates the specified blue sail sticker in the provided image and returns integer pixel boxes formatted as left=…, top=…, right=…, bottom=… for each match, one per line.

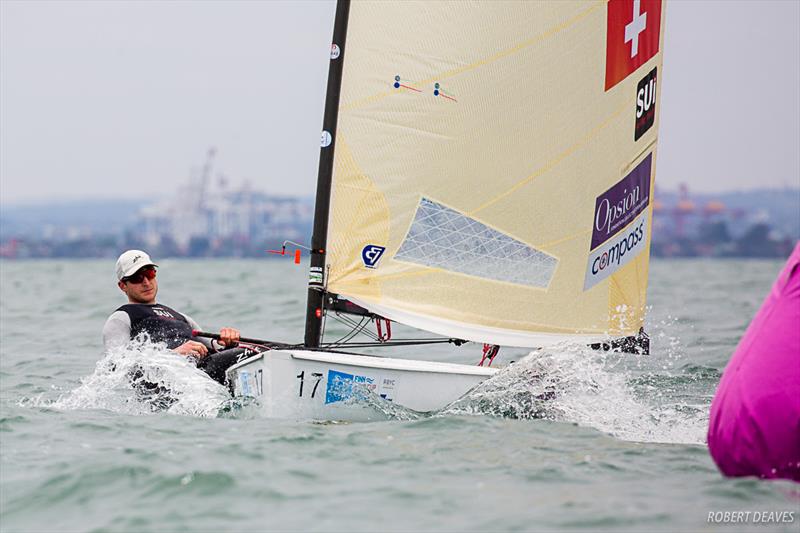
left=361, top=245, right=386, bottom=269
left=325, top=370, right=375, bottom=404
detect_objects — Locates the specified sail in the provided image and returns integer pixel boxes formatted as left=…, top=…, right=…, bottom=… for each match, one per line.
left=322, top=0, right=665, bottom=347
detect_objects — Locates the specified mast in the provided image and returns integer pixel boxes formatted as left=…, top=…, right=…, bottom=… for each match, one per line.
left=304, top=0, right=351, bottom=348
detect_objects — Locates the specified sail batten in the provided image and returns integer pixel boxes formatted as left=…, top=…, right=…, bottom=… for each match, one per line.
left=322, top=0, right=666, bottom=346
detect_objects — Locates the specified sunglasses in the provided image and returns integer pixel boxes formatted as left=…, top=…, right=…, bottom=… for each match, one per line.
left=123, top=267, right=157, bottom=284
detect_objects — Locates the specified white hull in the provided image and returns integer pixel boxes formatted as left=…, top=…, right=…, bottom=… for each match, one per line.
left=226, top=349, right=497, bottom=421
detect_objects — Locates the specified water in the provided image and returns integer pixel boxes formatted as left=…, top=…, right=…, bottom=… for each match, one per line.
left=1, top=259, right=797, bottom=532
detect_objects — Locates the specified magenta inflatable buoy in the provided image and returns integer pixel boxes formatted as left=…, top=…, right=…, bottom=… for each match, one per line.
left=708, top=242, right=800, bottom=481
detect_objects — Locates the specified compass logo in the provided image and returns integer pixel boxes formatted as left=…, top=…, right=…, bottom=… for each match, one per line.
left=361, top=245, right=386, bottom=269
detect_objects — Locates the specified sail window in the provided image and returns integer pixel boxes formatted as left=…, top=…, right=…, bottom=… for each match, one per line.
left=394, top=198, right=557, bottom=288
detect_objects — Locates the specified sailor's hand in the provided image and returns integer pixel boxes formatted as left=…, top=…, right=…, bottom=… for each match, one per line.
left=174, top=340, right=209, bottom=358
left=218, top=327, right=240, bottom=347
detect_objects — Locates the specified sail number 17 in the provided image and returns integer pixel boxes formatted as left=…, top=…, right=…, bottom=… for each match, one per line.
left=297, top=371, right=323, bottom=398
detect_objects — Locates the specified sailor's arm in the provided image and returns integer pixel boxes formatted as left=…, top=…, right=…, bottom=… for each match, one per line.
left=102, top=311, right=132, bottom=352
left=170, top=313, right=208, bottom=356
left=217, top=327, right=240, bottom=347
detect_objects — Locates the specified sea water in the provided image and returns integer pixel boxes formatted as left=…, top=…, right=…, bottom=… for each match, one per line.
left=0, top=258, right=797, bottom=532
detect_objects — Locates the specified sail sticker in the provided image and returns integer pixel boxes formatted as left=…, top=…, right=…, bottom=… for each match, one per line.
left=320, top=131, right=332, bottom=148
left=395, top=198, right=557, bottom=288
left=635, top=67, right=657, bottom=141
left=324, top=370, right=376, bottom=404
left=584, top=210, right=649, bottom=290
left=605, top=0, right=662, bottom=91
left=378, top=378, right=396, bottom=402
left=330, top=44, right=340, bottom=60
left=309, top=266, right=324, bottom=287
left=591, top=154, right=652, bottom=250
left=361, top=245, right=386, bottom=269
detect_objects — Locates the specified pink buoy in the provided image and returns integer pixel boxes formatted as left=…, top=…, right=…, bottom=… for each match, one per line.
left=708, top=242, right=800, bottom=481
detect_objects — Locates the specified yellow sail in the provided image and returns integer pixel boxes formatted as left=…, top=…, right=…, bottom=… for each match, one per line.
left=324, top=0, right=665, bottom=347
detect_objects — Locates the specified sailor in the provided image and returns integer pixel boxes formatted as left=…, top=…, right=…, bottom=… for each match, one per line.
left=102, top=249, right=242, bottom=384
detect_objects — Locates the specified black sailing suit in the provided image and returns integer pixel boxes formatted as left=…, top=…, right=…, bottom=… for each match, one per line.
left=117, top=303, right=251, bottom=385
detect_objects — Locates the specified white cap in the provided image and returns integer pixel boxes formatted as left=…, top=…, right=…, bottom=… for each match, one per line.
left=115, top=250, right=157, bottom=280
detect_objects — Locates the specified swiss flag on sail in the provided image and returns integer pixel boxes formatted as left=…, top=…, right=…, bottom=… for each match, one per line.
left=605, top=0, right=662, bottom=91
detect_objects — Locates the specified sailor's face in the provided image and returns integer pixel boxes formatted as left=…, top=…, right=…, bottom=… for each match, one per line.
left=118, top=267, right=158, bottom=304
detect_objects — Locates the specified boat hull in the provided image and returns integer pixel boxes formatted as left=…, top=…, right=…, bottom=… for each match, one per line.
left=226, top=349, right=497, bottom=421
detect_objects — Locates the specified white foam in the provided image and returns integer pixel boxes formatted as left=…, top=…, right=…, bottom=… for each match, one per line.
left=40, top=339, right=231, bottom=418
left=444, top=335, right=709, bottom=445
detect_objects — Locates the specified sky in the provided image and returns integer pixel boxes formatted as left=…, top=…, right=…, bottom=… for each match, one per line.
left=1, top=0, right=798, bottom=205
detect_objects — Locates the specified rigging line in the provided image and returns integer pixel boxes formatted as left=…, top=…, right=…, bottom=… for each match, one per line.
left=319, top=294, right=329, bottom=343
left=379, top=337, right=463, bottom=343
left=331, top=327, right=361, bottom=346
left=349, top=319, right=378, bottom=343
left=469, top=100, right=628, bottom=216
left=340, top=314, right=379, bottom=341
left=340, top=1, right=603, bottom=113
left=331, top=313, right=381, bottom=345
left=330, top=310, right=362, bottom=328
left=342, top=335, right=458, bottom=343
left=327, top=323, right=362, bottom=347
left=329, top=314, right=370, bottom=344
left=319, top=339, right=457, bottom=349
left=329, top=314, right=358, bottom=336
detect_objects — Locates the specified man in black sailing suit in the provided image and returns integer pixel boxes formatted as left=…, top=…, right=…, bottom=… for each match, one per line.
left=102, top=250, right=243, bottom=384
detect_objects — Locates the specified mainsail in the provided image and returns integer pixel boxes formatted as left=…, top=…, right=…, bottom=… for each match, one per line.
left=308, top=0, right=666, bottom=348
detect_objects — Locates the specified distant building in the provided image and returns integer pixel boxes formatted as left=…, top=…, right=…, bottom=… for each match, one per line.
left=137, top=149, right=313, bottom=257
left=1, top=156, right=796, bottom=259
left=651, top=183, right=796, bottom=258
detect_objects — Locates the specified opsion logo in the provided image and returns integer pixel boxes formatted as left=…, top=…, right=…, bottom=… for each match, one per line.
left=361, top=244, right=386, bottom=269
left=585, top=154, right=653, bottom=290
left=591, top=154, right=652, bottom=250
left=584, top=211, right=649, bottom=290
left=605, top=0, right=662, bottom=91
left=635, top=67, right=657, bottom=140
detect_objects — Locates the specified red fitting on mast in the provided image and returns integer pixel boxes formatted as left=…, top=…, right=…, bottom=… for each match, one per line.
left=478, top=344, right=500, bottom=366
left=375, top=318, right=392, bottom=342
left=267, top=240, right=308, bottom=266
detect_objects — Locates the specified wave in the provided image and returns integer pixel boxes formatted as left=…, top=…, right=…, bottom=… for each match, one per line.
left=440, top=340, right=710, bottom=445
left=20, top=324, right=712, bottom=444
left=25, top=339, right=232, bottom=418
